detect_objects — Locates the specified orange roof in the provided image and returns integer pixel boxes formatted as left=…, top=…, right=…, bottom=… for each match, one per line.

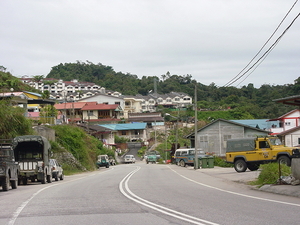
left=81, top=104, right=119, bottom=110
left=54, top=102, right=87, bottom=110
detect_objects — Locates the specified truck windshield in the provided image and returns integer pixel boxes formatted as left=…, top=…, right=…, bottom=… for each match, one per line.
left=269, top=138, right=282, bottom=146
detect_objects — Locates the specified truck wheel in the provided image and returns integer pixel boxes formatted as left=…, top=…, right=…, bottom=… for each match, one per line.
left=41, top=173, right=46, bottom=184
left=180, top=160, right=186, bottom=167
left=47, top=174, right=52, bottom=183
left=23, top=178, right=28, bottom=185
left=11, top=179, right=18, bottom=189
left=234, top=159, right=247, bottom=172
left=247, top=163, right=260, bottom=171
left=278, top=156, right=291, bottom=166
left=2, top=176, right=10, bottom=191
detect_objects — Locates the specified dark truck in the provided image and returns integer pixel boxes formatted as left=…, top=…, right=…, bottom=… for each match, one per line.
left=226, top=137, right=296, bottom=172
left=13, top=135, right=52, bottom=184
left=0, top=139, right=19, bottom=191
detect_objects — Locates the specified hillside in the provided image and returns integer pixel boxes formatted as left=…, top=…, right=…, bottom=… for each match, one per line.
left=46, top=61, right=298, bottom=119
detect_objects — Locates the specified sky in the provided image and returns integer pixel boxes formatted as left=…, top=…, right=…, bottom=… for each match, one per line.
left=1, top=0, right=300, bottom=88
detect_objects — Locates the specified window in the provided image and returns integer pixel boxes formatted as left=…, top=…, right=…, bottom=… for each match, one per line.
left=175, top=97, right=180, bottom=101
left=121, top=131, right=127, bottom=135
left=115, top=102, right=120, bottom=105
left=285, top=122, right=291, bottom=126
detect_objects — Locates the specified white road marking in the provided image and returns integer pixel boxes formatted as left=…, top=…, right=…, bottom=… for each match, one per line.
left=168, top=166, right=300, bottom=207
left=119, top=166, right=219, bottom=225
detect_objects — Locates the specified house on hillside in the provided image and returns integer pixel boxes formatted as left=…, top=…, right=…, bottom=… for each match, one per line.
left=77, top=124, right=115, bottom=149
left=81, top=102, right=122, bottom=123
left=78, top=93, right=125, bottom=117
left=99, top=123, right=148, bottom=142
left=267, top=109, right=300, bottom=135
left=186, top=118, right=270, bottom=156
left=54, top=101, right=122, bottom=124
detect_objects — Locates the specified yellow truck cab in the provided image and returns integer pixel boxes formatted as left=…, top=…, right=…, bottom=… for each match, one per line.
left=226, top=137, right=295, bottom=172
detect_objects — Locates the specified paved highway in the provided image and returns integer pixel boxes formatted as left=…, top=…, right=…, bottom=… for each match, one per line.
left=1, top=162, right=299, bottom=225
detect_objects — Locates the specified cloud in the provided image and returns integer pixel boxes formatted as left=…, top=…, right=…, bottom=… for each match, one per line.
left=1, top=0, right=299, bottom=87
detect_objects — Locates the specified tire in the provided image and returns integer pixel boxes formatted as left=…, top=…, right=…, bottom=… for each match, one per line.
left=47, top=173, right=52, bottom=183
left=234, top=159, right=247, bottom=172
left=180, top=160, right=186, bottom=167
left=278, top=155, right=291, bottom=166
left=2, top=176, right=10, bottom=191
left=11, top=179, right=18, bottom=189
left=55, top=173, right=59, bottom=181
left=23, top=177, right=28, bottom=185
left=31, top=177, right=36, bottom=182
left=41, top=173, right=46, bottom=184
left=106, top=164, right=110, bottom=168
left=60, top=174, right=64, bottom=180
left=247, top=163, right=260, bottom=171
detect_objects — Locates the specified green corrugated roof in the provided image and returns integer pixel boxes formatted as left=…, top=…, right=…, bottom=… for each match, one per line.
left=98, top=123, right=147, bottom=130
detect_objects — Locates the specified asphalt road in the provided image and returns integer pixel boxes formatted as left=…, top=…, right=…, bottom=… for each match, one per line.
left=1, top=162, right=300, bottom=225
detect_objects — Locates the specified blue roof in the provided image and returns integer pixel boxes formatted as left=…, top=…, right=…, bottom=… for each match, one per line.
left=98, top=123, right=147, bottom=130
left=230, top=119, right=279, bottom=130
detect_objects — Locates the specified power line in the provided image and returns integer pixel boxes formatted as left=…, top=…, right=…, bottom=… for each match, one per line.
left=223, top=0, right=299, bottom=87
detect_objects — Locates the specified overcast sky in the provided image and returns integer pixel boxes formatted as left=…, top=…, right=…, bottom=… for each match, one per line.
left=1, top=0, right=300, bottom=88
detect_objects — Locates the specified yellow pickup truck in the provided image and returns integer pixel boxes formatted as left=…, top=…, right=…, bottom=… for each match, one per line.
left=226, top=137, right=296, bottom=172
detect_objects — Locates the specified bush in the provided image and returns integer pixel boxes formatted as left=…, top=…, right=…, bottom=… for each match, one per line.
left=213, top=156, right=233, bottom=167
left=251, top=163, right=291, bottom=187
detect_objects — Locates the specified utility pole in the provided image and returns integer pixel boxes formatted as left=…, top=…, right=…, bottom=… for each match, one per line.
left=194, top=83, right=198, bottom=170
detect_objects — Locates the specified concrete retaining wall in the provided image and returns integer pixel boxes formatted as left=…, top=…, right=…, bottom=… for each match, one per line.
left=291, top=158, right=300, bottom=180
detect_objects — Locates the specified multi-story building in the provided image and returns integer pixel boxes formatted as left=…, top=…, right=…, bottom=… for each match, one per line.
left=20, top=76, right=121, bottom=102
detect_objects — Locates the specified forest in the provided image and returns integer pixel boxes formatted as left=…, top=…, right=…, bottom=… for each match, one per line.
left=46, top=61, right=299, bottom=119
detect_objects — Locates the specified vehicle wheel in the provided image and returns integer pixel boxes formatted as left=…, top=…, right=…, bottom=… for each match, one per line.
left=234, top=159, right=247, bottom=172
left=247, top=163, right=260, bottom=171
left=146, top=161, right=149, bottom=164
left=11, top=179, right=18, bottom=189
left=2, top=176, right=10, bottom=191
left=23, top=177, right=28, bottom=185
left=47, top=173, right=52, bottom=183
left=180, top=160, right=186, bottom=167
left=106, top=164, right=110, bottom=168
left=31, top=177, right=35, bottom=182
left=60, top=174, right=64, bottom=180
left=55, top=173, right=59, bottom=181
left=41, top=173, right=46, bottom=184
left=278, top=156, right=291, bottom=166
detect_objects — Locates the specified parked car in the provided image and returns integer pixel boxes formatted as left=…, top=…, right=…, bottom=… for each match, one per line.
left=49, top=159, right=64, bottom=181
left=124, top=155, right=135, bottom=164
left=96, top=155, right=110, bottom=168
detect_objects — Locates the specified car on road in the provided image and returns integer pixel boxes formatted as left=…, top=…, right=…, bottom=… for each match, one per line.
left=49, top=159, right=64, bottom=181
left=96, top=155, right=110, bottom=168
left=124, top=155, right=135, bottom=164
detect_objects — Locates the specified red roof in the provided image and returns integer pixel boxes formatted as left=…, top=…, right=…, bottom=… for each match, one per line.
left=54, top=102, right=88, bottom=110
left=81, top=104, right=119, bottom=110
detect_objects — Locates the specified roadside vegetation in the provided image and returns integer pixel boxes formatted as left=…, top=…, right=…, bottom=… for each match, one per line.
left=249, top=163, right=291, bottom=187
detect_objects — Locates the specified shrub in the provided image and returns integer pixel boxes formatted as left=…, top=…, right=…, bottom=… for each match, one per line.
left=213, top=156, right=233, bottom=167
left=251, top=163, right=291, bottom=187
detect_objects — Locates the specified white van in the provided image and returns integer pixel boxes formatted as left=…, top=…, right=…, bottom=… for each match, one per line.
left=124, top=155, right=135, bottom=164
